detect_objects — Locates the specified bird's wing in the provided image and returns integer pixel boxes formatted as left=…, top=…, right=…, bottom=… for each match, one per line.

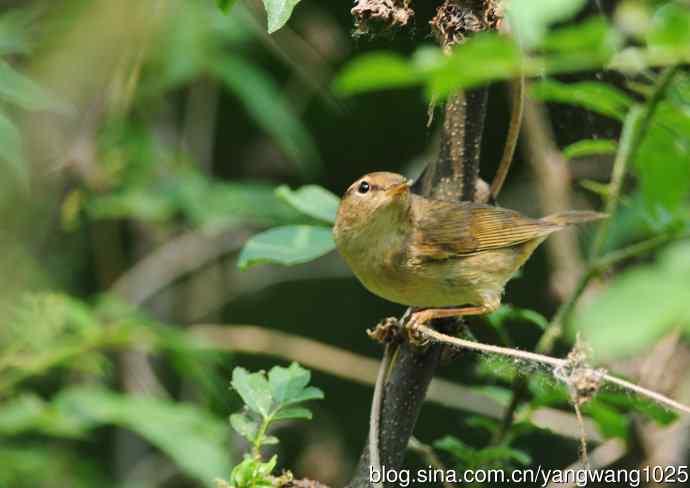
left=410, top=198, right=559, bottom=260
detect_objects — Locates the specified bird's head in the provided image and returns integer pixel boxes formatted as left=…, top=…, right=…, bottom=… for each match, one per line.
left=333, top=172, right=412, bottom=248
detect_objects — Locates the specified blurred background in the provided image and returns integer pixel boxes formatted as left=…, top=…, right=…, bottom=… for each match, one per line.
left=1, top=0, right=689, bottom=487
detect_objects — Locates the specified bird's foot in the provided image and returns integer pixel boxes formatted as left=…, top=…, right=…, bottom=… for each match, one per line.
left=404, top=304, right=498, bottom=347
left=367, top=317, right=403, bottom=345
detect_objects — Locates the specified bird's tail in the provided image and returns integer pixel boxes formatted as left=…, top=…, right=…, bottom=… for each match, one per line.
left=541, top=210, right=607, bottom=226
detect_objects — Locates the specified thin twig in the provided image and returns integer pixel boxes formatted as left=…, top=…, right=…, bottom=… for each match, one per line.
left=490, top=76, right=525, bottom=201
left=369, top=344, right=392, bottom=488
left=415, top=324, right=690, bottom=415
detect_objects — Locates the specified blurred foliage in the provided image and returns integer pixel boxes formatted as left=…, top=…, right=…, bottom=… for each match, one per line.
left=0, top=0, right=689, bottom=486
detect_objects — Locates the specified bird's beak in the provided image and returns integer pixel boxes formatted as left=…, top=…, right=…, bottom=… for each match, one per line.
left=387, top=180, right=411, bottom=197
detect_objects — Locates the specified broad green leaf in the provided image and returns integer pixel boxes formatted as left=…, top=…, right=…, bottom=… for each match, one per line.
left=333, top=52, right=424, bottom=95
left=262, top=0, right=302, bottom=34
left=54, top=387, right=231, bottom=483
left=230, top=412, right=259, bottom=442
left=573, top=242, right=690, bottom=361
left=0, top=110, right=27, bottom=188
left=275, top=185, right=340, bottom=224
left=272, top=406, right=312, bottom=421
left=0, top=61, right=69, bottom=112
left=562, top=138, right=617, bottom=159
left=231, top=367, right=272, bottom=417
left=647, top=3, right=690, bottom=48
left=531, top=79, right=634, bottom=120
left=597, top=391, right=677, bottom=426
left=214, top=55, right=319, bottom=178
left=542, top=16, right=620, bottom=54
left=506, top=0, right=587, bottom=48
left=268, top=362, right=310, bottom=405
left=237, top=225, right=335, bottom=270
left=429, top=35, right=521, bottom=98
left=634, top=102, right=690, bottom=216
left=0, top=8, right=33, bottom=55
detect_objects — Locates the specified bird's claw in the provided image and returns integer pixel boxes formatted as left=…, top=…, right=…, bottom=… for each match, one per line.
left=367, top=317, right=403, bottom=345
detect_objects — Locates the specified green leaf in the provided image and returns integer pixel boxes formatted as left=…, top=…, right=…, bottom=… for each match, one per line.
left=262, top=0, right=302, bottom=34
left=272, top=406, right=312, bottom=421
left=214, top=55, right=320, bottom=178
left=596, top=391, right=677, bottom=426
left=268, top=362, right=310, bottom=405
left=531, top=79, right=634, bottom=120
left=333, top=52, right=424, bottom=96
left=634, top=102, right=690, bottom=215
left=230, top=412, right=259, bottom=442
left=0, top=61, right=69, bottom=112
left=275, top=185, right=340, bottom=224
left=237, top=225, right=335, bottom=270
left=0, top=110, right=27, bottom=188
left=433, top=435, right=475, bottom=464
left=429, top=35, right=521, bottom=98
left=282, top=385, right=324, bottom=406
left=54, top=387, right=231, bottom=483
left=506, top=0, right=587, bottom=48
left=573, top=242, right=690, bottom=361
left=562, top=139, right=617, bottom=160
left=542, top=16, right=621, bottom=55
left=231, top=367, right=272, bottom=417
left=647, top=3, right=690, bottom=48
left=486, top=305, right=548, bottom=330
left=229, top=455, right=276, bottom=488
left=582, top=399, right=630, bottom=439
left=474, top=446, right=532, bottom=466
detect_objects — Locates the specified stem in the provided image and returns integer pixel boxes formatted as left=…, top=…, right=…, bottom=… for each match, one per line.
left=591, top=65, right=680, bottom=257
left=415, top=325, right=690, bottom=416
left=369, top=345, right=393, bottom=488
left=490, top=76, right=525, bottom=202
left=252, top=415, right=272, bottom=459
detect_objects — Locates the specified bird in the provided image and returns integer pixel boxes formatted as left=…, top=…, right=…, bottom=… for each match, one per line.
left=333, top=171, right=605, bottom=328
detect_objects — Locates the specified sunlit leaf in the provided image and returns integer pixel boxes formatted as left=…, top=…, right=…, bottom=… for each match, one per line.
left=333, top=52, right=424, bottom=95
left=231, top=367, right=272, bottom=417
left=646, top=2, right=690, bottom=48
left=230, top=412, right=259, bottom=442
left=237, top=225, right=335, bottom=270
left=562, top=139, right=617, bottom=159
left=429, top=35, right=521, bottom=98
left=262, top=0, right=302, bottom=34
left=275, top=185, right=340, bottom=224
left=573, top=242, right=690, bottom=361
left=531, top=79, right=634, bottom=120
left=506, top=0, right=587, bottom=48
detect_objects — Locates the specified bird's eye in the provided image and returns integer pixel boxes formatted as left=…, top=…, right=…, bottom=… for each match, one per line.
left=357, top=181, right=370, bottom=194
